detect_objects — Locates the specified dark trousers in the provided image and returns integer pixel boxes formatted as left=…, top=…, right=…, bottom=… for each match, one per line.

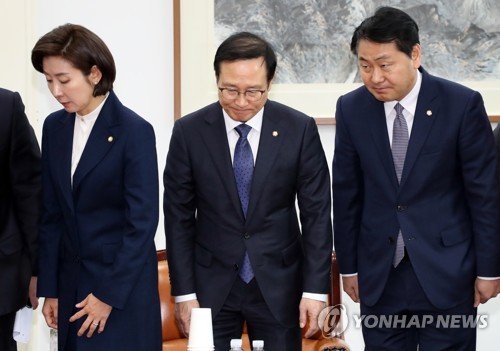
left=212, top=277, right=301, bottom=351
left=361, top=258, right=476, bottom=351
left=0, top=311, right=17, bottom=351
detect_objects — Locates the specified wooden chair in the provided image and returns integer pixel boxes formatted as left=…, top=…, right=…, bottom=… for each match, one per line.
left=157, top=250, right=350, bottom=351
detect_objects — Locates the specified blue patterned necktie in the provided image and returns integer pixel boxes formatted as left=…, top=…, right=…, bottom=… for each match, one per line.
left=392, top=103, right=408, bottom=267
left=234, top=124, right=254, bottom=283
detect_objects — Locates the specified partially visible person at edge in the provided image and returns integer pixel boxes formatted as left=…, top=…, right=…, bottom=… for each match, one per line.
left=0, top=88, right=40, bottom=351
left=491, top=124, right=500, bottom=189
left=332, top=6, right=500, bottom=351
left=163, top=32, right=333, bottom=351
left=31, top=23, right=161, bottom=351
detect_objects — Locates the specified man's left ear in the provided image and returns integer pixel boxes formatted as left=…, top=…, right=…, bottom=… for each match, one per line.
left=412, top=44, right=422, bottom=68
left=90, top=65, right=103, bottom=85
left=267, top=78, right=273, bottom=92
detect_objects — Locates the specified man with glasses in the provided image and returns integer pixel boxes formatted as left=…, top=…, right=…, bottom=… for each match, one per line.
left=163, top=32, right=332, bottom=351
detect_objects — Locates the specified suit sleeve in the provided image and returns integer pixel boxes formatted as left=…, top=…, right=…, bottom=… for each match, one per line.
left=163, top=120, right=197, bottom=296
left=38, top=119, right=65, bottom=297
left=296, top=117, right=333, bottom=293
left=9, top=92, right=41, bottom=276
left=458, top=92, right=500, bottom=277
left=332, top=96, right=363, bottom=275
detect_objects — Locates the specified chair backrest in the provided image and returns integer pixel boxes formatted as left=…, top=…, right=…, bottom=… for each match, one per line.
left=327, top=251, right=345, bottom=340
left=330, top=251, right=341, bottom=307
left=157, top=249, right=184, bottom=341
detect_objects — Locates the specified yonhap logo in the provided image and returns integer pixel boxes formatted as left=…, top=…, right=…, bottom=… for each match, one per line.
left=318, top=304, right=349, bottom=337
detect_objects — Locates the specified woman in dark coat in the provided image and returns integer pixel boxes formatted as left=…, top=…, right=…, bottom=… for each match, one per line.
left=32, top=24, right=161, bottom=351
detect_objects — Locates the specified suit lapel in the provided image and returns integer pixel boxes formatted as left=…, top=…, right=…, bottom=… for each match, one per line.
left=367, top=97, right=399, bottom=189
left=200, top=105, right=244, bottom=220
left=72, top=92, right=120, bottom=193
left=246, top=103, right=285, bottom=219
left=400, top=69, right=439, bottom=188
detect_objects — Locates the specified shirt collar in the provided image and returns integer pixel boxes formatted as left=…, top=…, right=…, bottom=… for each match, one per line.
left=76, top=92, right=110, bottom=123
left=223, top=106, right=264, bottom=135
left=384, top=70, right=422, bottom=116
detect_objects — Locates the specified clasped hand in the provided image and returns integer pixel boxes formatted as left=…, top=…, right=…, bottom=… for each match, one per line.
left=68, top=293, right=113, bottom=338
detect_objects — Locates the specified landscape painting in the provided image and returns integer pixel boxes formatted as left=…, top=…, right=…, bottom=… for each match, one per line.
left=214, top=0, right=500, bottom=84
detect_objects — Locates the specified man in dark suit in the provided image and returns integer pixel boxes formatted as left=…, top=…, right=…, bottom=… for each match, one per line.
left=164, top=32, right=332, bottom=351
left=332, top=7, right=500, bottom=351
left=0, top=88, right=40, bottom=351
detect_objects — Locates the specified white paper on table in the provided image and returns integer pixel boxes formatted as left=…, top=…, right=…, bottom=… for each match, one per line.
left=50, top=328, right=58, bottom=351
left=12, top=306, right=33, bottom=343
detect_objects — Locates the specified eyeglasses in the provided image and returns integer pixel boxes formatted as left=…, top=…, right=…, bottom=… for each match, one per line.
left=218, top=87, right=267, bottom=102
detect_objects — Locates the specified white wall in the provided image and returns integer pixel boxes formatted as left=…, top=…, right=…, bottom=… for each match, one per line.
left=1, top=0, right=173, bottom=349
left=1, top=0, right=498, bottom=349
left=0, top=0, right=37, bottom=125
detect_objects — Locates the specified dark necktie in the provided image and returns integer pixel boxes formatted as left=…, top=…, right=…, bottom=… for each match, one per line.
left=234, top=124, right=254, bottom=283
left=392, top=103, right=408, bottom=267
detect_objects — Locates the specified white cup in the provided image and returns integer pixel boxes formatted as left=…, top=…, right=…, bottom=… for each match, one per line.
left=188, top=308, right=214, bottom=349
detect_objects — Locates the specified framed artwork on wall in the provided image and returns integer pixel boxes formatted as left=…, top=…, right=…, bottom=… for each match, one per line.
left=174, top=0, right=500, bottom=123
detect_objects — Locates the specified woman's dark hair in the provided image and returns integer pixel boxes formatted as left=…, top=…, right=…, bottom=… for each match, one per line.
left=32, top=23, right=115, bottom=96
left=351, top=6, right=420, bottom=58
left=214, top=31, right=277, bottom=83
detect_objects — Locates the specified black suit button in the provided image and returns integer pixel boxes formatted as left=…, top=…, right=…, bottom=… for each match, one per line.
left=388, top=237, right=395, bottom=244
left=244, top=233, right=250, bottom=239
left=75, top=255, right=81, bottom=263
left=397, top=204, right=407, bottom=211
left=234, top=264, right=239, bottom=271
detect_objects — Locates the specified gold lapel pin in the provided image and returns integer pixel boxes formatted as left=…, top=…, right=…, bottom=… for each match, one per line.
left=272, top=131, right=278, bottom=137
left=426, top=110, right=432, bottom=116
left=108, top=136, right=114, bottom=142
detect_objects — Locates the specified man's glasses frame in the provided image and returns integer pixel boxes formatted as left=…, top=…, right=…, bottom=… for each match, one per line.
left=218, top=87, right=267, bottom=102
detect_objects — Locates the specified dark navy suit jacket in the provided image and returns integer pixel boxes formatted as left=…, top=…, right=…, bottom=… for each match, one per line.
left=163, top=100, right=333, bottom=327
left=0, top=88, right=40, bottom=316
left=38, top=91, right=161, bottom=350
left=333, top=67, right=500, bottom=309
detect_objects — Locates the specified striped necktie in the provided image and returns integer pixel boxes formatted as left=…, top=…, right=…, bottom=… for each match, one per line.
left=392, top=103, right=408, bottom=267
